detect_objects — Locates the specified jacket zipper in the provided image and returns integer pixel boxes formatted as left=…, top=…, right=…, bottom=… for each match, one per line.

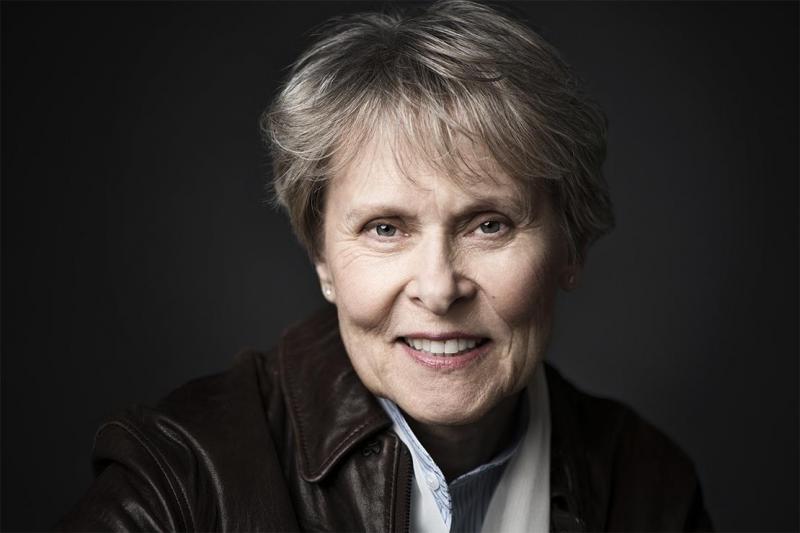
left=395, top=442, right=413, bottom=533
left=403, top=461, right=412, bottom=533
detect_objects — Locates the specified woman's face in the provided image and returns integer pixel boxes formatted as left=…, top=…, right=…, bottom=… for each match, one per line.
left=315, top=137, right=576, bottom=427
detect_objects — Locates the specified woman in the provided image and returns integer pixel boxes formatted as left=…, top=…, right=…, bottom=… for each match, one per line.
left=59, top=1, right=712, bottom=531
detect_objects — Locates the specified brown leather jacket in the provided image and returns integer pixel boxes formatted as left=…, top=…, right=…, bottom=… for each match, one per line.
left=58, top=307, right=713, bottom=532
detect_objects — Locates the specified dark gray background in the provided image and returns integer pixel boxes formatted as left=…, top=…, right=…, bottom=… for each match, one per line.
left=2, top=1, right=797, bottom=531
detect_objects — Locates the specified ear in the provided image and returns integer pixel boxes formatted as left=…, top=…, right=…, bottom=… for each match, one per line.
left=559, top=265, right=581, bottom=291
left=315, top=260, right=336, bottom=303
left=559, top=254, right=584, bottom=291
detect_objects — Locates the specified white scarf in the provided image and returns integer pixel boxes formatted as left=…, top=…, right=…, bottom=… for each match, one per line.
left=404, top=365, right=551, bottom=533
left=480, top=365, right=551, bottom=533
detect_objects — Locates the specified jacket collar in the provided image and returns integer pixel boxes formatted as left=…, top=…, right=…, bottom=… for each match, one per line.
left=278, top=305, right=392, bottom=482
left=279, top=306, right=594, bottom=531
left=545, top=364, right=596, bottom=532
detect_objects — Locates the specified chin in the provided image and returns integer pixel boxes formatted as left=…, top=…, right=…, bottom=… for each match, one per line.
left=408, top=408, right=486, bottom=427
left=391, top=388, right=499, bottom=427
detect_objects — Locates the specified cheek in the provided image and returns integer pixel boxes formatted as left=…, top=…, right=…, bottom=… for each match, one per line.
left=330, top=246, right=407, bottom=329
left=470, top=243, right=561, bottom=326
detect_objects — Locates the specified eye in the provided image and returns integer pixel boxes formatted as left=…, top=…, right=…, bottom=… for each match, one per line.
left=361, top=219, right=405, bottom=244
left=479, top=220, right=503, bottom=234
left=374, top=223, right=397, bottom=237
left=469, top=216, right=512, bottom=240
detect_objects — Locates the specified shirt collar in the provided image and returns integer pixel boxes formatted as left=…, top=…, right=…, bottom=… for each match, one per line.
left=377, top=390, right=529, bottom=529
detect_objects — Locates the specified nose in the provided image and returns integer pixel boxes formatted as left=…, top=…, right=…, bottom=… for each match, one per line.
left=405, top=234, right=476, bottom=315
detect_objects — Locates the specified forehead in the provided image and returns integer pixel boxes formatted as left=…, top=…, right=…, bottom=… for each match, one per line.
left=329, top=126, right=536, bottom=211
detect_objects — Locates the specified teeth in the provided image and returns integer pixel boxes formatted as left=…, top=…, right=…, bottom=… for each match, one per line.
left=404, top=337, right=483, bottom=356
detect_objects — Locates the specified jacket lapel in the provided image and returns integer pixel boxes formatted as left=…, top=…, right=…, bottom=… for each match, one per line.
left=546, top=364, right=603, bottom=532
left=279, top=305, right=392, bottom=482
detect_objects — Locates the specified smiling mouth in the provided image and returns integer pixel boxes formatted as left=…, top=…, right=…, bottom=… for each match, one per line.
left=400, top=336, right=490, bottom=356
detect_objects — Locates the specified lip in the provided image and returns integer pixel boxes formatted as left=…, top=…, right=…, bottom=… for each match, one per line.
left=398, top=338, right=491, bottom=370
left=399, top=331, right=485, bottom=341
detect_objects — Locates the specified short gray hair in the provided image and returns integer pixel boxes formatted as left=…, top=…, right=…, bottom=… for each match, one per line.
left=262, top=0, right=614, bottom=263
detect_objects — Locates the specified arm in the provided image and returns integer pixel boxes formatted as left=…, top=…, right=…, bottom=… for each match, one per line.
left=56, top=417, right=193, bottom=532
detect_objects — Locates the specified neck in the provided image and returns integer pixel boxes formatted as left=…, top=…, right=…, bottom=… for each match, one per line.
left=405, top=391, right=523, bottom=482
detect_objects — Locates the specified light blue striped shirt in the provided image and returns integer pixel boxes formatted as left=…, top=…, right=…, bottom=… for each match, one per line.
left=378, top=396, right=528, bottom=532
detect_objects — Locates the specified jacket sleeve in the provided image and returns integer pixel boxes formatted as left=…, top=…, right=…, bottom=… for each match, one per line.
left=55, top=350, right=301, bottom=533
left=55, top=416, right=192, bottom=532
left=607, top=408, right=715, bottom=532
left=684, top=481, right=714, bottom=532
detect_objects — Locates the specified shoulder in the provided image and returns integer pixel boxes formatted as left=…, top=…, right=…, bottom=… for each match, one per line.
left=109, top=348, right=287, bottom=460
left=546, top=362, right=693, bottom=467
left=155, top=348, right=286, bottom=434
left=60, top=349, right=298, bottom=531
left=107, top=346, right=289, bottom=479
left=545, top=363, right=713, bottom=531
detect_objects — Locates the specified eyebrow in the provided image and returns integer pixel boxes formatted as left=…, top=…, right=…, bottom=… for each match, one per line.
left=343, top=194, right=533, bottom=227
left=460, top=195, right=532, bottom=221
left=344, top=205, right=415, bottom=227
